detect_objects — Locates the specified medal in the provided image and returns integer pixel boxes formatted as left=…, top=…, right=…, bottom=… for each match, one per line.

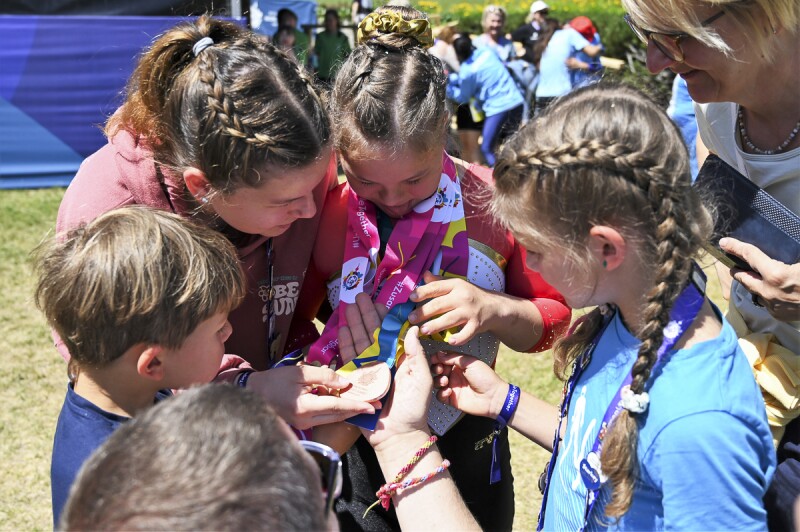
left=338, top=362, right=391, bottom=402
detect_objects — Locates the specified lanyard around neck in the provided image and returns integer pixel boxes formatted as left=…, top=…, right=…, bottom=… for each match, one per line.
left=537, top=264, right=707, bottom=531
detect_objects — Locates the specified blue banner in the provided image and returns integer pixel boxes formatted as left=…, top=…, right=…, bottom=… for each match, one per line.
left=0, top=15, right=244, bottom=189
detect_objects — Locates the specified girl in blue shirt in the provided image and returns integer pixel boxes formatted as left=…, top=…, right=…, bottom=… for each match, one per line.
left=426, top=83, right=775, bottom=530
left=447, top=34, right=524, bottom=166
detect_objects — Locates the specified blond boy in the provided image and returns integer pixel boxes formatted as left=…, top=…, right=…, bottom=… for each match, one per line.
left=34, top=207, right=245, bottom=525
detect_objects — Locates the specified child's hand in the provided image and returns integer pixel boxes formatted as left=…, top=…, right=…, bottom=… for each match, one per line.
left=338, top=293, right=388, bottom=362
left=364, top=326, right=433, bottom=450
left=431, top=352, right=508, bottom=419
left=246, top=365, right=376, bottom=430
left=408, top=271, right=504, bottom=345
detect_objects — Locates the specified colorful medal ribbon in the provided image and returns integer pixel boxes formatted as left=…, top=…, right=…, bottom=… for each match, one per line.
left=306, top=152, right=468, bottom=430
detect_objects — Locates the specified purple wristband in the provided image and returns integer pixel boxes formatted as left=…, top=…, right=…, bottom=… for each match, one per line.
left=489, top=384, right=520, bottom=485
left=236, top=370, right=254, bottom=388
left=497, top=384, right=520, bottom=427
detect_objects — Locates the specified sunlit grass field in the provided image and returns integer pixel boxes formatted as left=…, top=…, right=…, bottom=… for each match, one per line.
left=0, top=187, right=724, bottom=530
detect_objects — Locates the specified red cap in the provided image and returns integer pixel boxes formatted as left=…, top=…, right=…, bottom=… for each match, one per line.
left=570, top=16, right=597, bottom=41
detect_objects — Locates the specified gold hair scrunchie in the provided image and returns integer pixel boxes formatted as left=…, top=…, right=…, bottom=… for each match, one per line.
left=357, top=11, right=434, bottom=48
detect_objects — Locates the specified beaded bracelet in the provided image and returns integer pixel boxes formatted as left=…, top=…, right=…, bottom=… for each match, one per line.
left=364, top=435, right=450, bottom=516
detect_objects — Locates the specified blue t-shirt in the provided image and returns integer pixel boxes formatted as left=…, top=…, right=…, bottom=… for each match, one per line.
left=667, top=76, right=699, bottom=179
left=537, top=27, right=590, bottom=99
left=543, top=308, right=775, bottom=530
left=446, top=47, right=524, bottom=117
left=570, top=33, right=603, bottom=89
left=472, top=34, right=516, bottom=64
left=51, top=383, right=171, bottom=526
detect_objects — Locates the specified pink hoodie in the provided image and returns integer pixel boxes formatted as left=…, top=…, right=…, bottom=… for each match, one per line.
left=56, top=130, right=337, bottom=378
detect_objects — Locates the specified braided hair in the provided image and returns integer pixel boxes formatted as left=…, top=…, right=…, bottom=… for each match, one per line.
left=492, top=83, right=713, bottom=519
left=329, top=6, right=449, bottom=157
left=106, top=15, right=330, bottom=194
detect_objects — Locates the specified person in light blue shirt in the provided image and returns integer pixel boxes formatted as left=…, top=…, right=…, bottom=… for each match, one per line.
left=472, top=4, right=516, bottom=63
left=667, top=76, right=699, bottom=179
left=447, top=35, right=524, bottom=166
left=535, top=20, right=601, bottom=114
left=566, top=16, right=604, bottom=89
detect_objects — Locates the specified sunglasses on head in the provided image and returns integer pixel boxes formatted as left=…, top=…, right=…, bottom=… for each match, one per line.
left=624, top=11, right=725, bottom=62
left=300, top=440, right=343, bottom=516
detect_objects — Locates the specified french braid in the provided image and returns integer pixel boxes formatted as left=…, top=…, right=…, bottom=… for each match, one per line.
left=493, top=83, right=712, bottom=520
left=107, top=15, right=330, bottom=193
left=330, top=5, right=449, bottom=156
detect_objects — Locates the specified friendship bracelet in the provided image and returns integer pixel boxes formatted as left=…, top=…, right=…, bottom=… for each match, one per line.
left=375, top=460, right=450, bottom=509
left=489, top=384, right=520, bottom=484
left=390, top=435, right=438, bottom=482
left=235, top=370, right=254, bottom=388
left=364, top=435, right=444, bottom=516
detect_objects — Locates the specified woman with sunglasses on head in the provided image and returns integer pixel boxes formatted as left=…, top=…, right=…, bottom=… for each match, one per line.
left=57, top=16, right=378, bottom=431
left=623, top=1, right=799, bottom=529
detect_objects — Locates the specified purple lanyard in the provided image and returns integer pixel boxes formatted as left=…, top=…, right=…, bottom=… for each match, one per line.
left=537, top=265, right=706, bottom=531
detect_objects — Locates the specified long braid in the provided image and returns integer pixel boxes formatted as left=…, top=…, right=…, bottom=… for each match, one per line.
left=492, top=83, right=712, bottom=521
left=602, top=161, right=696, bottom=519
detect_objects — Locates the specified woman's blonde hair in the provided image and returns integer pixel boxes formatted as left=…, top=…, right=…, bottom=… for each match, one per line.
left=34, top=207, right=246, bottom=369
left=482, top=4, right=507, bottom=28
left=492, top=83, right=713, bottom=519
left=622, top=0, right=799, bottom=62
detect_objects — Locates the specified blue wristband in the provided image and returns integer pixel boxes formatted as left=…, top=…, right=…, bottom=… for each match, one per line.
left=236, top=370, right=254, bottom=388
left=497, top=384, right=521, bottom=427
left=490, top=384, right=520, bottom=484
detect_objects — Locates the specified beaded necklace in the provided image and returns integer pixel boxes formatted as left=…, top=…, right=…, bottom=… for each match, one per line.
left=737, top=106, right=800, bottom=155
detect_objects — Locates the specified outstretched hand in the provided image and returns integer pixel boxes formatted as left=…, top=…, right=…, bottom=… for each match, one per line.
left=721, top=237, right=800, bottom=322
left=246, top=365, right=377, bottom=430
left=431, top=352, right=508, bottom=419
left=362, top=326, right=434, bottom=449
left=338, top=292, right=388, bottom=363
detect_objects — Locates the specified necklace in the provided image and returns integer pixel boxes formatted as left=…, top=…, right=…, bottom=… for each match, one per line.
left=737, top=106, right=800, bottom=155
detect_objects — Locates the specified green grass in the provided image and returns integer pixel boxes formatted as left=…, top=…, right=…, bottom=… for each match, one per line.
left=0, top=188, right=67, bottom=530
left=0, top=187, right=724, bottom=530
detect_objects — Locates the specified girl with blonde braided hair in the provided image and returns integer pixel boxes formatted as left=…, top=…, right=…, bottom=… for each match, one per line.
left=57, top=16, right=379, bottom=431
left=429, top=83, right=776, bottom=529
left=299, top=5, right=570, bottom=530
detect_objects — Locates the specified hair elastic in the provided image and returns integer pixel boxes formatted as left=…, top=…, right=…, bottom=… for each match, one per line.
left=193, top=36, right=215, bottom=56
left=619, top=384, right=649, bottom=414
left=357, top=12, right=433, bottom=47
